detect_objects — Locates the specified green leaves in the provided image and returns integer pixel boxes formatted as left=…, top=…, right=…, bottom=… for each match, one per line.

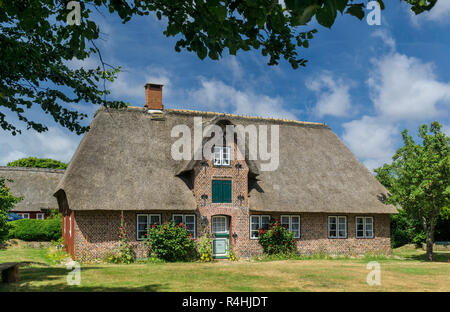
left=0, top=177, right=22, bottom=243
left=375, top=122, right=449, bottom=260
left=0, top=0, right=439, bottom=135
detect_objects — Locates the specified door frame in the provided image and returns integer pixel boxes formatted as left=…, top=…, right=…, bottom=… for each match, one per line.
left=211, top=215, right=230, bottom=259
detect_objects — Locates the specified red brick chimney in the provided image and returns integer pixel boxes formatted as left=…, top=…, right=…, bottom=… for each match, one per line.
left=144, top=83, right=164, bottom=110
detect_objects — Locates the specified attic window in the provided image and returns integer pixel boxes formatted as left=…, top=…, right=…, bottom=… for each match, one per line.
left=213, top=146, right=231, bottom=166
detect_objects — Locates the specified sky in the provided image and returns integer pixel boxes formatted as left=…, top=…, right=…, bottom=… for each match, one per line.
left=1, top=1, right=449, bottom=171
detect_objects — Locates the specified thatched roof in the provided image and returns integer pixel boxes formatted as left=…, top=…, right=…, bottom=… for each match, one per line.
left=56, top=107, right=396, bottom=214
left=0, top=166, right=64, bottom=212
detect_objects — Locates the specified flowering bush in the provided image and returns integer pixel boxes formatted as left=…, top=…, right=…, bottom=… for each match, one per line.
left=258, top=220, right=296, bottom=255
left=144, top=221, right=197, bottom=262
left=106, top=211, right=135, bottom=264
left=197, top=229, right=214, bottom=262
left=227, top=249, right=238, bottom=261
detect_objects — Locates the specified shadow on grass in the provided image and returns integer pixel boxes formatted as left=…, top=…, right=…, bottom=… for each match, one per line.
left=0, top=266, right=166, bottom=292
left=401, top=251, right=450, bottom=263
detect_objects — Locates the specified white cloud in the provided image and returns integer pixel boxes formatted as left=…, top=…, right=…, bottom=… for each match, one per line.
left=0, top=127, right=80, bottom=165
left=306, top=72, right=354, bottom=118
left=341, top=31, right=450, bottom=172
left=342, top=116, right=398, bottom=171
left=109, top=66, right=172, bottom=106
left=368, top=52, right=450, bottom=120
left=189, top=79, right=297, bottom=120
left=223, top=57, right=244, bottom=82
left=409, top=0, right=450, bottom=24
left=443, top=124, right=450, bottom=136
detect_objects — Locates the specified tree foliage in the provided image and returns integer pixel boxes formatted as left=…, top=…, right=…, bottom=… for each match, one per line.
left=375, top=122, right=449, bottom=261
left=0, top=178, right=23, bottom=244
left=7, top=157, right=68, bottom=169
left=0, top=0, right=436, bottom=135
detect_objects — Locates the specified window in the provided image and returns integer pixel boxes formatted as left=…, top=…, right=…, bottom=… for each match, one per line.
left=172, top=214, right=196, bottom=238
left=18, top=213, right=29, bottom=219
left=212, top=180, right=232, bottom=203
left=250, top=215, right=271, bottom=239
left=36, top=213, right=45, bottom=220
left=212, top=216, right=228, bottom=234
left=328, top=216, right=347, bottom=238
left=356, top=217, right=374, bottom=238
left=213, top=146, right=231, bottom=166
left=136, top=214, right=161, bottom=240
left=281, top=215, right=301, bottom=238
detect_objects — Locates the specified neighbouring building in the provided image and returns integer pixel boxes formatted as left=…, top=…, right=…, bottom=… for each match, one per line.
left=55, top=83, right=397, bottom=260
left=0, top=166, right=64, bottom=219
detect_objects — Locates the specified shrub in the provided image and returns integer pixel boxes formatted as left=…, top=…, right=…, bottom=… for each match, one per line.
left=227, top=249, right=238, bottom=261
left=258, top=220, right=296, bottom=255
left=9, top=217, right=61, bottom=241
left=197, top=229, right=214, bottom=262
left=0, top=177, right=22, bottom=244
left=7, top=157, right=67, bottom=169
left=47, top=243, right=70, bottom=264
left=106, top=211, right=135, bottom=264
left=145, top=221, right=197, bottom=262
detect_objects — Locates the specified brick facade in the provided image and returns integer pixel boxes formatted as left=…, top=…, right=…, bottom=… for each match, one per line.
left=68, top=140, right=391, bottom=261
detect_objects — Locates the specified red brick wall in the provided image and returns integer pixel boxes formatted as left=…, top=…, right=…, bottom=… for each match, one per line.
left=13, top=211, right=48, bottom=219
left=71, top=210, right=390, bottom=260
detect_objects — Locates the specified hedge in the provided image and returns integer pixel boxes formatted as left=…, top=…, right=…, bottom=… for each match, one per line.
left=9, top=217, right=62, bottom=241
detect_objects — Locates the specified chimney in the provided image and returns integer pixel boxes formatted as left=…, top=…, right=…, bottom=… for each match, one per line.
left=144, top=83, right=164, bottom=110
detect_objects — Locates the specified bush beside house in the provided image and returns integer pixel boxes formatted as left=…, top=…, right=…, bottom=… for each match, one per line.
left=145, top=222, right=197, bottom=262
left=9, top=217, right=61, bottom=241
left=258, top=220, right=296, bottom=255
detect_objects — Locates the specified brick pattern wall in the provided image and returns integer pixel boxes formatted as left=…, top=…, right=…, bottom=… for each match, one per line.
left=72, top=210, right=390, bottom=261
left=246, top=213, right=391, bottom=257
left=192, top=142, right=251, bottom=257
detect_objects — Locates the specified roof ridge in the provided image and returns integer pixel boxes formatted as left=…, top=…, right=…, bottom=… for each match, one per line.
left=123, top=106, right=327, bottom=127
left=0, top=166, right=65, bottom=174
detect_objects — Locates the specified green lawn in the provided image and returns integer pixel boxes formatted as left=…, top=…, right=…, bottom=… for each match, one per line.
left=0, top=243, right=449, bottom=292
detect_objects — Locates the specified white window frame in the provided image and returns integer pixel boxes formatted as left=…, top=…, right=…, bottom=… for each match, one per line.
left=213, top=146, right=231, bottom=166
left=18, top=213, right=30, bottom=219
left=172, top=214, right=196, bottom=238
left=249, top=215, right=271, bottom=239
left=36, top=213, right=45, bottom=220
left=212, top=215, right=229, bottom=234
left=136, top=214, right=162, bottom=241
left=356, top=216, right=374, bottom=238
left=328, top=216, right=347, bottom=239
left=280, top=215, right=301, bottom=239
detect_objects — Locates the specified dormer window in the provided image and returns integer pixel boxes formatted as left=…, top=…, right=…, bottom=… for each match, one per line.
left=213, top=146, right=231, bottom=166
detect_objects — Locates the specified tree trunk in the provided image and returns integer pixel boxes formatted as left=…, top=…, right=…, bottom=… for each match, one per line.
left=425, top=229, right=433, bottom=261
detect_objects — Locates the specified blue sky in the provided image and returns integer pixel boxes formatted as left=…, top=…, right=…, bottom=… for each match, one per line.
left=1, top=1, right=449, bottom=171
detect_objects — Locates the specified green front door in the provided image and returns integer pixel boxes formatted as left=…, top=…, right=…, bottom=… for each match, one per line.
left=212, top=216, right=230, bottom=259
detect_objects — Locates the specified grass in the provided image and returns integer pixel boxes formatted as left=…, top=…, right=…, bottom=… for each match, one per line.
left=0, top=243, right=448, bottom=292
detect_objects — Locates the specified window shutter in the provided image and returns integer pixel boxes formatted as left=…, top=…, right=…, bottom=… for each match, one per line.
left=212, top=180, right=220, bottom=203
left=212, top=180, right=232, bottom=203
left=222, top=180, right=232, bottom=203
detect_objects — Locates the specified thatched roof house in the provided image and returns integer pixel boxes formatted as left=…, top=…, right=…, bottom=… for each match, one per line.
left=0, top=166, right=64, bottom=219
left=55, top=83, right=396, bottom=260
